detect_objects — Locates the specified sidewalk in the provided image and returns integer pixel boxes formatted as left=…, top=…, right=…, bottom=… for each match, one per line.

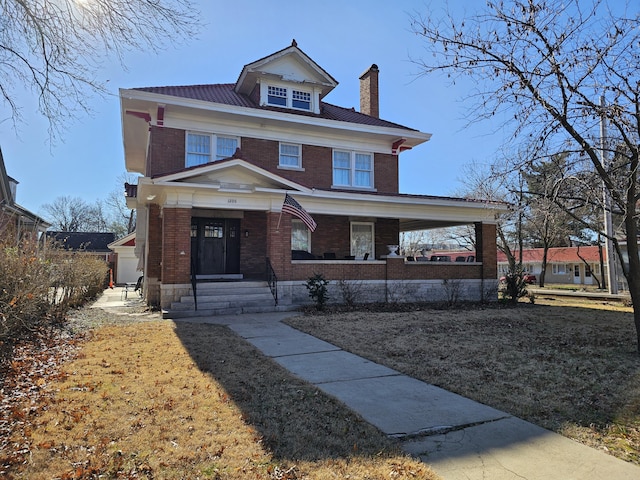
left=174, top=311, right=640, bottom=480
left=95, top=290, right=639, bottom=479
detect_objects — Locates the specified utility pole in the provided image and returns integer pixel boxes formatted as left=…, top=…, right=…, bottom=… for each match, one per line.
left=601, top=95, right=618, bottom=294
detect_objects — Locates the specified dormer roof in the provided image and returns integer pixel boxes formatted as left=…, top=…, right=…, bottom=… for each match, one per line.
left=235, top=40, right=338, bottom=98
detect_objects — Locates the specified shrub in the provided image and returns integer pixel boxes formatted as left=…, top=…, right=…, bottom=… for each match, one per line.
left=500, top=266, right=528, bottom=305
left=305, top=273, right=329, bottom=311
left=0, top=231, right=108, bottom=342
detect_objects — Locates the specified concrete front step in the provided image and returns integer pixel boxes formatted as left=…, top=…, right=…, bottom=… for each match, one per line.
left=163, top=281, right=294, bottom=319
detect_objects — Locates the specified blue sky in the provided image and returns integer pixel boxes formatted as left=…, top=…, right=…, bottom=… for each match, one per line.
left=0, top=0, right=505, bottom=216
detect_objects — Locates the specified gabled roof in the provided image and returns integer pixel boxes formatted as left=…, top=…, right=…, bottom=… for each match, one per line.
left=0, top=148, right=14, bottom=205
left=235, top=40, right=338, bottom=98
left=133, top=83, right=417, bottom=132
left=46, top=232, right=116, bottom=253
left=497, top=246, right=601, bottom=264
left=109, top=231, right=136, bottom=249
left=146, top=157, right=311, bottom=193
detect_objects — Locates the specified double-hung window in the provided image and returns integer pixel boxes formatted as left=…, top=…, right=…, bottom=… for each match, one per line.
left=351, top=222, right=374, bottom=259
left=186, top=132, right=239, bottom=167
left=333, top=150, right=373, bottom=189
left=267, top=86, right=287, bottom=106
left=279, top=143, right=302, bottom=169
left=266, top=85, right=312, bottom=111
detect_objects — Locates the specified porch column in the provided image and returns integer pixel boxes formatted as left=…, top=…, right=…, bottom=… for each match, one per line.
left=146, top=204, right=163, bottom=306
left=475, top=222, right=497, bottom=280
left=162, top=207, right=192, bottom=285
left=266, top=211, right=292, bottom=279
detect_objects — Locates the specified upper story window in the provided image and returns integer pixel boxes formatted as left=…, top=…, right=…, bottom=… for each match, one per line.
left=266, top=84, right=312, bottom=111
left=279, top=143, right=302, bottom=169
left=186, top=132, right=239, bottom=167
left=332, top=150, right=374, bottom=189
left=267, top=86, right=287, bottom=106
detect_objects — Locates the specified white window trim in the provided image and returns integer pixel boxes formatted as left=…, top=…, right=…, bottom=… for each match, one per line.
left=185, top=131, right=240, bottom=167
left=350, top=221, right=375, bottom=259
left=260, top=82, right=317, bottom=113
left=332, top=149, right=375, bottom=190
left=278, top=142, right=304, bottom=171
left=552, top=264, right=566, bottom=275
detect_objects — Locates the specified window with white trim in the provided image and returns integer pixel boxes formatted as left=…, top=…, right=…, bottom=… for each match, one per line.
left=186, top=132, right=239, bottom=167
left=266, top=85, right=312, bottom=111
left=552, top=264, right=566, bottom=275
left=350, top=222, right=374, bottom=259
left=291, top=219, right=311, bottom=252
left=279, top=143, right=302, bottom=168
left=593, top=263, right=601, bottom=275
left=333, top=150, right=373, bottom=188
left=267, top=86, right=287, bottom=106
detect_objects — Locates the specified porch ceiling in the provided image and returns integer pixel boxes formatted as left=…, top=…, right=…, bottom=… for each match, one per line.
left=399, top=219, right=472, bottom=232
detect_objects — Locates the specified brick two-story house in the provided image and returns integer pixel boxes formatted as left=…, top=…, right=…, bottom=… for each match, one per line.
left=120, top=41, right=508, bottom=315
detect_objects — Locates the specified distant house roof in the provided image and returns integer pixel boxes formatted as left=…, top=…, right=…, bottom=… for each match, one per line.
left=133, top=83, right=418, bottom=132
left=46, top=232, right=116, bottom=253
left=0, top=148, right=51, bottom=231
left=497, top=246, right=601, bottom=264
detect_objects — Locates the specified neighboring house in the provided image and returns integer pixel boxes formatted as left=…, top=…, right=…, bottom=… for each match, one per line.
left=45, top=231, right=116, bottom=263
left=0, top=148, right=51, bottom=240
left=108, top=232, right=143, bottom=284
left=120, top=41, right=509, bottom=312
left=496, top=246, right=610, bottom=286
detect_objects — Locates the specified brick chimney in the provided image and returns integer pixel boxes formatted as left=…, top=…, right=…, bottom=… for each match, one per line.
left=359, top=64, right=379, bottom=118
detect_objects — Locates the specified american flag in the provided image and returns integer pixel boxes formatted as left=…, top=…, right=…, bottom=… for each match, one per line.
left=282, top=194, right=317, bottom=232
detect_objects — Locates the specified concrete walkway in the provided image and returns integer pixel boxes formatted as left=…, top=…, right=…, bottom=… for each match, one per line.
left=177, top=312, right=640, bottom=480
left=96, top=290, right=639, bottom=479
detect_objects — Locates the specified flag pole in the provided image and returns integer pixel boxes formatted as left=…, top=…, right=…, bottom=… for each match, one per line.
left=276, top=192, right=286, bottom=231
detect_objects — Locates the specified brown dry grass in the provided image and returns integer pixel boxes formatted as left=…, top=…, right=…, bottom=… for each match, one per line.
left=286, top=296, right=640, bottom=465
left=2, top=305, right=437, bottom=479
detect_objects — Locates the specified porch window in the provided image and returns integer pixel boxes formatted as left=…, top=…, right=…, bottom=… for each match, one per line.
left=279, top=143, right=302, bottom=168
left=291, top=219, right=311, bottom=252
left=186, top=132, right=239, bottom=167
left=552, top=264, right=566, bottom=275
left=351, top=222, right=374, bottom=259
left=593, top=263, right=601, bottom=275
left=332, top=150, right=373, bottom=189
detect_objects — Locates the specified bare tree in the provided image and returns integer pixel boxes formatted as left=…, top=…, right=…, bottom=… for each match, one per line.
left=42, top=196, right=95, bottom=232
left=411, top=0, right=640, bottom=352
left=1, top=0, right=200, bottom=140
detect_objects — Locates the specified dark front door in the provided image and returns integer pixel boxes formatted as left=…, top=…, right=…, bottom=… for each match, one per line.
left=191, top=218, right=240, bottom=276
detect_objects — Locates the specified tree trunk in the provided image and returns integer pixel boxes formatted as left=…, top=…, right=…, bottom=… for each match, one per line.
left=623, top=217, right=640, bottom=354
left=539, top=245, right=548, bottom=287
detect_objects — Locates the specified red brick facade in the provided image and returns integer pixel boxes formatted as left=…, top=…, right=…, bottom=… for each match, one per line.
left=146, top=128, right=399, bottom=193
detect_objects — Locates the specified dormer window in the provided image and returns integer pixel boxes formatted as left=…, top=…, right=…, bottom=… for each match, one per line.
left=292, top=90, right=311, bottom=110
left=265, top=84, right=313, bottom=111
left=267, top=86, right=287, bottom=106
